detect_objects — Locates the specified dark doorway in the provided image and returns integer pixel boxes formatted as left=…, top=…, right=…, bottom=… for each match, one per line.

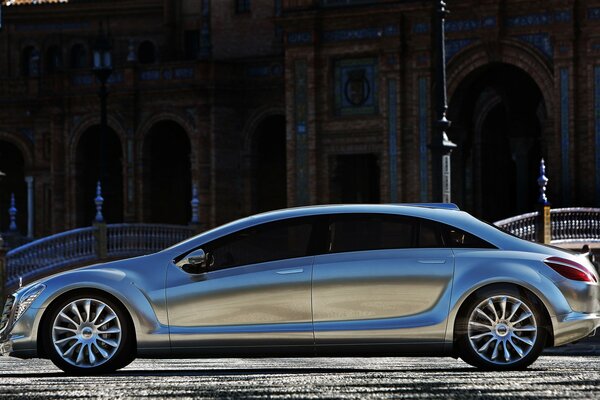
left=448, top=63, right=544, bottom=222
left=0, top=141, right=27, bottom=233
left=143, top=121, right=191, bottom=224
left=252, top=116, right=287, bottom=213
left=75, top=126, right=123, bottom=226
left=330, top=154, right=380, bottom=203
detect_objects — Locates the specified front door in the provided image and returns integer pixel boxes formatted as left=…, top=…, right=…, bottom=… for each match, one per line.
left=166, top=217, right=317, bottom=351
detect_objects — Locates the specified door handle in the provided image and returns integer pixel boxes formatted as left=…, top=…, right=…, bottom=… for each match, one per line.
left=276, top=268, right=304, bottom=275
left=417, top=259, right=446, bottom=264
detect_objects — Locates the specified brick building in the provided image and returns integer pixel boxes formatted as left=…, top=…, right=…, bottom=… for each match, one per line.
left=0, top=0, right=599, bottom=238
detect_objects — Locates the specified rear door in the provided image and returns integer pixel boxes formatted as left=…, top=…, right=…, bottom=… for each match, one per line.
left=312, top=214, right=455, bottom=345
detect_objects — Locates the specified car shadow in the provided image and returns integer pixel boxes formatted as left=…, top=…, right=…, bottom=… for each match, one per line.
left=2, top=366, right=546, bottom=378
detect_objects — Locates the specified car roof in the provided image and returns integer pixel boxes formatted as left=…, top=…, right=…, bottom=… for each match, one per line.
left=167, top=204, right=489, bottom=251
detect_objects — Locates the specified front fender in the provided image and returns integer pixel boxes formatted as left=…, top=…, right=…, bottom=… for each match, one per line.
left=30, top=262, right=171, bottom=353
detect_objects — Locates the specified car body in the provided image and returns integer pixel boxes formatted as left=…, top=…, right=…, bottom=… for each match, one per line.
left=1, top=204, right=599, bottom=373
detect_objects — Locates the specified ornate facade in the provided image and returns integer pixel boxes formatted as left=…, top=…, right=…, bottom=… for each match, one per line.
left=0, top=0, right=599, bottom=238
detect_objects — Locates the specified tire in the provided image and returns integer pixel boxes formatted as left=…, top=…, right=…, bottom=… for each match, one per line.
left=43, top=293, right=134, bottom=374
left=456, top=285, right=548, bottom=371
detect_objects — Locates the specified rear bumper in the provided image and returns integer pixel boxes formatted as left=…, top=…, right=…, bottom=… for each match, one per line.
left=552, top=312, right=600, bottom=347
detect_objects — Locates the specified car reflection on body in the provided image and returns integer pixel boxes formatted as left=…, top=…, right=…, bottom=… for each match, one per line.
left=1, top=204, right=599, bottom=374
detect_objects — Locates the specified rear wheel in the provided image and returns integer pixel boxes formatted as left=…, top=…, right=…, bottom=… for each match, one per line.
left=457, top=286, right=548, bottom=370
left=45, top=294, right=134, bottom=374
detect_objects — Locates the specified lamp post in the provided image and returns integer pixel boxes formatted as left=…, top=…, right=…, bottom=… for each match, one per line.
left=430, top=0, right=457, bottom=203
left=92, top=30, right=112, bottom=223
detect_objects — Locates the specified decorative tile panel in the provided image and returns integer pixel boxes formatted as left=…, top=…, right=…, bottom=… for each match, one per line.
left=506, top=11, right=571, bottom=27
left=334, top=58, right=378, bottom=116
left=294, top=60, right=309, bottom=206
left=15, top=22, right=90, bottom=32
left=445, top=38, right=475, bottom=63
left=388, top=79, right=398, bottom=203
left=413, top=22, right=430, bottom=34
left=515, top=34, right=553, bottom=59
left=323, top=24, right=399, bottom=42
left=588, top=8, right=600, bottom=20
left=560, top=68, right=570, bottom=203
left=595, top=66, right=600, bottom=203
left=246, top=64, right=284, bottom=78
left=199, top=0, right=211, bottom=58
left=418, top=77, right=428, bottom=202
left=287, top=31, right=313, bottom=45
left=444, top=17, right=496, bottom=33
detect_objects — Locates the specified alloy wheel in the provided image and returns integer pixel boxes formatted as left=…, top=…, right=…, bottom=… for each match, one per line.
left=51, top=298, right=122, bottom=368
left=467, top=295, right=538, bottom=365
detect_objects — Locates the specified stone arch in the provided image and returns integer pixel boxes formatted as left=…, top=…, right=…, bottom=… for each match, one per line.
left=241, top=107, right=287, bottom=215
left=0, top=133, right=32, bottom=233
left=242, top=106, right=286, bottom=153
left=447, top=39, right=555, bottom=117
left=137, top=112, right=201, bottom=223
left=69, top=115, right=127, bottom=163
left=140, top=119, right=192, bottom=224
left=69, top=116, right=127, bottom=227
left=447, top=60, right=547, bottom=221
left=0, top=131, right=34, bottom=169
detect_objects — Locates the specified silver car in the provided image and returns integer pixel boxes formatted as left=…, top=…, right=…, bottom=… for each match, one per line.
left=1, top=204, right=599, bottom=374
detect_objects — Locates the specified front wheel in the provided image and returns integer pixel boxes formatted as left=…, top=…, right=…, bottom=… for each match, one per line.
left=457, top=286, right=548, bottom=370
left=44, top=294, right=134, bottom=374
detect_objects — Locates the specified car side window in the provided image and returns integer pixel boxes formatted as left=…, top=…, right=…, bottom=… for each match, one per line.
left=201, top=217, right=315, bottom=270
left=328, top=214, right=415, bottom=253
left=418, top=220, right=446, bottom=248
left=442, top=225, right=496, bottom=249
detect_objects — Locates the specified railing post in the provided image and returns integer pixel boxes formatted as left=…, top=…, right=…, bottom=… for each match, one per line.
left=536, top=159, right=551, bottom=244
left=94, top=222, right=108, bottom=259
left=93, top=181, right=107, bottom=259
left=0, top=236, right=6, bottom=310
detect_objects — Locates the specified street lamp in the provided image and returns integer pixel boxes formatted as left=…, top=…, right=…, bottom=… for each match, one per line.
left=92, top=30, right=112, bottom=223
left=430, top=0, right=457, bottom=203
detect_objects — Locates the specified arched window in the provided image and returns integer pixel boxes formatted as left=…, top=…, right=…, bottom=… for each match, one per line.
left=138, top=41, right=156, bottom=64
left=21, top=46, right=40, bottom=77
left=70, top=43, right=87, bottom=69
left=46, top=46, right=62, bottom=73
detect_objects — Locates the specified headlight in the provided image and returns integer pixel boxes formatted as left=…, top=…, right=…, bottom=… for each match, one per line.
left=14, top=284, right=45, bottom=322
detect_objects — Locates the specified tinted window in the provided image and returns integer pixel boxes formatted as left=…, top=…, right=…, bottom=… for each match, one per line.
left=443, top=225, right=495, bottom=248
left=328, top=214, right=415, bottom=253
left=202, top=217, right=315, bottom=270
left=418, top=220, right=445, bottom=248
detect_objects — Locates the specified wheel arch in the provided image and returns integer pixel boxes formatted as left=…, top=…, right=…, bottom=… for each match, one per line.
left=37, top=288, right=137, bottom=358
left=447, top=282, right=555, bottom=353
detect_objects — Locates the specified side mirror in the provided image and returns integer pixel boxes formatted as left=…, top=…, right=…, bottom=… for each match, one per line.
left=176, top=249, right=208, bottom=274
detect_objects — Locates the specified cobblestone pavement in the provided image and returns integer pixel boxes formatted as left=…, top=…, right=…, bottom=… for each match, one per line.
left=0, top=355, right=599, bottom=399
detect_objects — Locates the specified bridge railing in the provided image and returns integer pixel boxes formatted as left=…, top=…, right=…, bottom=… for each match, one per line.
left=494, top=207, right=600, bottom=243
left=5, top=223, right=196, bottom=288
left=493, top=211, right=538, bottom=241
left=107, top=223, right=196, bottom=257
left=6, top=226, right=98, bottom=288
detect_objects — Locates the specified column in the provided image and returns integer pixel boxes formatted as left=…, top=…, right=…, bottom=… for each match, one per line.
left=25, top=176, right=34, bottom=238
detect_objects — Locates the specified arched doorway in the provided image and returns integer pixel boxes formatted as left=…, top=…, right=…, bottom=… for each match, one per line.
left=449, top=63, right=544, bottom=222
left=250, top=115, right=287, bottom=213
left=75, top=126, right=123, bottom=226
left=142, top=121, right=191, bottom=224
left=0, top=141, right=27, bottom=233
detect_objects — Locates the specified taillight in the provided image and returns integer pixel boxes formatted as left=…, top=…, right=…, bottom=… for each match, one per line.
left=544, top=256, right=598, bottom=283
